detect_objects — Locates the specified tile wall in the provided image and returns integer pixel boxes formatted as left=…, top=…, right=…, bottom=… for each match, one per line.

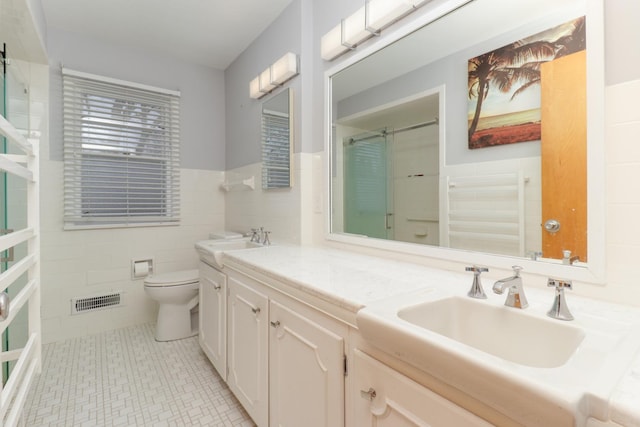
left=225, top=153, right=310, bottom=244
left=39, top=163, right=226, bottom=343
left=599, top=79, right=640, bottom=304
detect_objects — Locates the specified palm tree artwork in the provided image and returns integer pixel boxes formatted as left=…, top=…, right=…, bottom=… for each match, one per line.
left=468, top=16, right=585, bottom=149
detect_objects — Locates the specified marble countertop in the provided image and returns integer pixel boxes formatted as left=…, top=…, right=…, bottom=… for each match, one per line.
left=222, top=244, right=640, bottom=426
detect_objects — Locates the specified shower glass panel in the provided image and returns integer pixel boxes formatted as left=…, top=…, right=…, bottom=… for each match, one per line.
left=343, top=131, right=394, bottom=240
left=1, top=55, right=30, bottom=384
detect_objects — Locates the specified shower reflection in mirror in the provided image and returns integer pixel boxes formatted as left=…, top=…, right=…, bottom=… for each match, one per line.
left=333, top=92, right=441, bottom=247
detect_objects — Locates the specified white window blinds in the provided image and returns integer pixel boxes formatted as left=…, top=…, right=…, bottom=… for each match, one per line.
left=261, top=109, right=292, bottom=189
left=63, top=69, right=181, bottom=229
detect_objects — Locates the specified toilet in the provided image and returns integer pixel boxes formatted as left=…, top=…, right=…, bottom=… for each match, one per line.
left=143, top=269, right=199, bottom=342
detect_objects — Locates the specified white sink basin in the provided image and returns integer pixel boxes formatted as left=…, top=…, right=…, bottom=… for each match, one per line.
left=357, top=288, right=640, bottom=426
left=398, top=296, right=584, bottom=368
left=195, top=239, right=263, bottom=269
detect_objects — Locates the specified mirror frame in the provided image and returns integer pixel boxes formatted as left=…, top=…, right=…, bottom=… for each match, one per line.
left=324, top=0, right=606, bottom=284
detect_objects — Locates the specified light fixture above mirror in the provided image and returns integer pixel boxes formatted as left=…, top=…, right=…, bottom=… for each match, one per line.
left=321, top=0, right=434, bottom=61
left=250, top=52, right=299, bottom=99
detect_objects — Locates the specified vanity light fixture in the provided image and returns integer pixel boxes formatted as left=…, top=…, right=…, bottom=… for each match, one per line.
left=321, top=0, right=430, bottom=61
left=259, top=68, right=277, bottom=94
left=249, top=52, right=299, bottom=99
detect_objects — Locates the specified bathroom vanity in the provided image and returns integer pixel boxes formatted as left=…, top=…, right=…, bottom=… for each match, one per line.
left=196, top=243, right=640, bottom=427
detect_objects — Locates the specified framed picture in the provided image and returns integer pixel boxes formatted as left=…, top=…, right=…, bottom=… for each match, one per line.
left=468, top=16, right=585, bottom=149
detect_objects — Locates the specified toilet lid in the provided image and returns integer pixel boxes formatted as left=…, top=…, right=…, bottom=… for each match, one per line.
left=144, top=269, right=199, bottom=287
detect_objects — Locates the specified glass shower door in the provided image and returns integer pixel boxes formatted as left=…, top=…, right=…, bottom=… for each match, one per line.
left=1, top=52, right=7, bottom=385
left=343, top=131, right=394, bottom=240
left=1, top=56, right=30, bottom=385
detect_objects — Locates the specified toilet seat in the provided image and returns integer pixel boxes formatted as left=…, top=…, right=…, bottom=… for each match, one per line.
left=144, top=269, right=199, bottom=287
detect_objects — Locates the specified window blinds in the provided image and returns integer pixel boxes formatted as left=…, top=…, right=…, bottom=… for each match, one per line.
left=261, top=110, right=292, bottom=189
left=63, top=69, right=181, bottom=228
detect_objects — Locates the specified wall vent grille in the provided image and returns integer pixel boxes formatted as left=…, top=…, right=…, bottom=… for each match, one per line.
left=71, top=292, right=123, bottom=315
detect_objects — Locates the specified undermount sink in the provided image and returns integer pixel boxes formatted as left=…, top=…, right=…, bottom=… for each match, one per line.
left=398, top=296, right=584, bottom=368
left=195, top=239, right=263, bottom=269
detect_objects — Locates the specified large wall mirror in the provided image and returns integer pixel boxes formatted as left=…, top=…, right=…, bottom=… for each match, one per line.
left=326, top=0, right=605, bottom=282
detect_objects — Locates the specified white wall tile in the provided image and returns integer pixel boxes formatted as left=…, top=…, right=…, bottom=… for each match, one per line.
left=224, top=155, right=304, bottom=244
left=606, top=80, right=640, bottom=124
left=39, top=162, right=225, bottom=343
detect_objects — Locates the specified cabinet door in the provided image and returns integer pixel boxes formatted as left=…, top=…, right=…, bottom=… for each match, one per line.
left=199, top=262, right=227, bottom=380
left=353, top=349, right=492, bottom=427
left=227, top=276, right=269, bottom=427
left=269, top=300, right=345, bottom=427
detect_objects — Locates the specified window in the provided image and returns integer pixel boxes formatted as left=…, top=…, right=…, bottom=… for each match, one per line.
left=63, top=69, right=180, bottom=228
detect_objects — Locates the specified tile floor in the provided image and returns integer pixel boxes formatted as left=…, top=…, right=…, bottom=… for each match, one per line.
left=24, top=324, right=255, bottom=426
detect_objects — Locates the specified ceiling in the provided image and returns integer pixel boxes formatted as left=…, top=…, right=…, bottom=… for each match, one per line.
left=41, top=0, right=294, bottom=70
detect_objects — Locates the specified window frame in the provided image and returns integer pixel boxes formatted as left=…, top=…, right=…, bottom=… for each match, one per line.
left=62, top=68, right=181, bottom=230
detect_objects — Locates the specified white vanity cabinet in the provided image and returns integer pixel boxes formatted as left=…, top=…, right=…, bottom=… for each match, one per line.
left=199, top=261, right=227, bottom=380
left=269, top=299, right=345, bottom=427
left=227, top=273, right=269, bottom=427
left=225, top=266, right=347, bottom=427
left=352, top=349, right=492, bottom=427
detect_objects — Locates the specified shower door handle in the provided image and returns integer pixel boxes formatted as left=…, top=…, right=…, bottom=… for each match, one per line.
left=0, top=292, right=9, bottom=321
left=0, top=229, right=14, bottom=263
left=385, top=213, right=393, bottom=230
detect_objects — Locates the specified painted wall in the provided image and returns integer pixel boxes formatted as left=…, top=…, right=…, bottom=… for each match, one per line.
left=40, top=29, right=227, bottom=342
left=225, top=0, right=302, bottom=169
left=47, top=29, right=226, bottom=171
left=223, top=0, right=308, bottom=242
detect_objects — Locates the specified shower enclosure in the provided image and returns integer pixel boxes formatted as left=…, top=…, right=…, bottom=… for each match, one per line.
left=1, top=47, right=31, bottom=384
left=343, top=130, right=395, bottom=240
left=0, top=43, right=41, bottom=426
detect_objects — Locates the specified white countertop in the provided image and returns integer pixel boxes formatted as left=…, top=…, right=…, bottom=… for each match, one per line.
left=223, top=244, right=468, bottom=312
left=222, top=244, right=640, bottom=426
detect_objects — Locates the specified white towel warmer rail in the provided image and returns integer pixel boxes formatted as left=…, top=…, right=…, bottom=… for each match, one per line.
left=445, top=172, right=525, bottom=257
left=0, top=113, right=41, bottom=427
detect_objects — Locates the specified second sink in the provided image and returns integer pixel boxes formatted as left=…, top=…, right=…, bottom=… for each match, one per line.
left=398, top=296, right=584, bottom=368
left=195, top=239, right=263, bottom=269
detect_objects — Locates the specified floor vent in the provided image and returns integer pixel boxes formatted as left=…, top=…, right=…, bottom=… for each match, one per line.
left=71, top=292, right=123, bottom=315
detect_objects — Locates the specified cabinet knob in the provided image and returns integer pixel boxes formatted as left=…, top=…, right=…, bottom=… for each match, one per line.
left=252, top=307, right=261, bottom=315
left=360, top=387, right=377, bottom=401
left=213, top=284, right=221, bottom=291
left=270, top=320, right=280, bottom=328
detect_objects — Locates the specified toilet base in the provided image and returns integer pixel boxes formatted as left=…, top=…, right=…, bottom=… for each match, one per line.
left=155, top=301, right=199, bottom=342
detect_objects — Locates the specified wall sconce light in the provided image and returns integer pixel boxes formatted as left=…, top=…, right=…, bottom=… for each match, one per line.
left=321, top=0, right=430, bottom=61
left=249, top=52, right=299, bottom=99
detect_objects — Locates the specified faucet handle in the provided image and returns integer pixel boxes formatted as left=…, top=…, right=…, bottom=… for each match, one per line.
left=547, top=278, right=572, bottom=290
left=465, top=265, right=488, bottom=299
left=511, top=265, right=523, bottom=276
left=547, top=278, right=574, bottom=321
left=262, top=231, right=271, bottom=245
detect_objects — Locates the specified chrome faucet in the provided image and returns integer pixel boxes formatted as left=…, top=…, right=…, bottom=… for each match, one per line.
left=465, top=266, right=488, bottom=299
left=249, top=227, right=271, bottom=245
left=547, top=278, right=574, bottom=321
left=492, top=266, right=528, bottom=309
left=249, top=228, right=260, bottom=243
